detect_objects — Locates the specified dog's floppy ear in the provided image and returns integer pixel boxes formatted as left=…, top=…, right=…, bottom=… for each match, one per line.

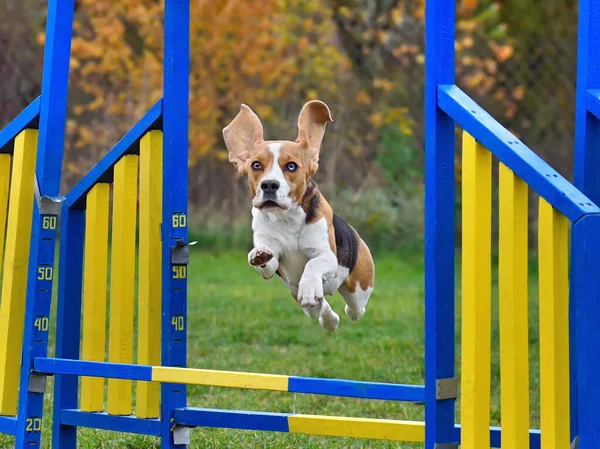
left=223, top=104, right=264, bottom=173
left=297, top=100, right=333, bottom=165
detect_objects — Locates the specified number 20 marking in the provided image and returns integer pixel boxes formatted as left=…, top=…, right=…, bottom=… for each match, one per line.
left=26, top=418, right=41, bottom=432
left=37, top=267, right=53, bottom=281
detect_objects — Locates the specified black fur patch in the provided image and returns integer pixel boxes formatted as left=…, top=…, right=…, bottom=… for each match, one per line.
left=333, top=214, right=358, bottom=271
left=302, top=180, right=320, bottom=223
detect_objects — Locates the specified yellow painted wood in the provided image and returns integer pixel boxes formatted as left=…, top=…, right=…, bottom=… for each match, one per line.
left=107, top=155, right=139, bottom=416
left=0, top=154, right=12, bottom=272
left=538, top=198, right=570, bottom=449
left=152, top=366, right=289, bottom=391
left=460, top=131, right=492, bottom=449
left=498, top=163, right=530, bottom=449
left=288, top=415, right=425, bottom=442
left=0, top=130, right=38, bottom=415
left=80, top=183, right=110, bottom=412
left=136, top=130, right=163, bottom=419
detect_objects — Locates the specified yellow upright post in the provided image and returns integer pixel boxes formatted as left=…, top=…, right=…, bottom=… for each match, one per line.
left=136, top=130, right=163, bottom=418
left=538, top=199, right=570, bottom=449
left=80, top=183, right=110, bottom=412
left=0, top=154, right=12, bottom=271
left=460, top=131, right=492, bottom=449
left=498, top=164, right=530, bottom=449
left=0, top=130, right=38, bottom=415
left=107, top=155, right=139, bottom=416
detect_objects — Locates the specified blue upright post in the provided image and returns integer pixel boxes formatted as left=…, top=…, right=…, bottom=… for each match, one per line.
left=161, top=1, right=190, bottom=447
left=51, top=206, right=85, bottom=449
left=424, top=0, right=457, bottom=448
left=15, top=1, right=74, bottom=448
left=573, top=0, right=600, bottom=445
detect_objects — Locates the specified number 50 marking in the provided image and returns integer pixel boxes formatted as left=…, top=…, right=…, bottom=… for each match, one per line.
left=37, top=267, right=53, bottom=281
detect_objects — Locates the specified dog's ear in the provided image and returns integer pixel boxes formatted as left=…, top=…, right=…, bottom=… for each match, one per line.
left=297, top=100, right=333, bottom=166
left=223, top=104, right=264, bottom=174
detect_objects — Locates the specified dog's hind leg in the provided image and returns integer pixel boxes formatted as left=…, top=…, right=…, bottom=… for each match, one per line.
left=339, top=240, right=374, bottom=321
left=302, top=298, right=339, bottom=332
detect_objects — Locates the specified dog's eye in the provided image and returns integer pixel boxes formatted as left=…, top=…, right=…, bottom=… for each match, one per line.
left=252, top=161, right=262, bottom=171
left=286, top=162, right=298, bottom=172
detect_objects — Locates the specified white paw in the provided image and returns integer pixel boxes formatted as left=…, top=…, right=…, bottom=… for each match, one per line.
left=319, top=311, right=340, bottom=332
left=248, top=246, right=273, bottom=267
left=345, top=305, right=366, bottom=322
left=298, top=276, right=324, bottom=308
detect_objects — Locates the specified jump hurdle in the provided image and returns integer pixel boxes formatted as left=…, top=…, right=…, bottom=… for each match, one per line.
left=1, top=0, right=600, bottom=448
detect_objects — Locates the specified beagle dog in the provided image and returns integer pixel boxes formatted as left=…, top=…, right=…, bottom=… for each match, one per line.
left=223, top=101, right=374, bottom=332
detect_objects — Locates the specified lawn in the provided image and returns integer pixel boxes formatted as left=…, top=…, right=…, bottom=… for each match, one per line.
left=0, top=249, right=543, bottom=448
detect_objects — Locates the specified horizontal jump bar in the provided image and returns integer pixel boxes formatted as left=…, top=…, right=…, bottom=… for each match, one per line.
left=0, top=415, right=17, bottom=436
left=174, top=408, right=425, bottom=442
left=61, top=410, right=160, bottom=436
left=174, top=408, right=542, bottom=448
left=438, top=84, right=600, bottom=222
left=0, top=96, right=41, bottom=153
left=66, top=99, right=163, bottom=209
left=588, top=89, right=600, bottom=121
left=34, top=357, right=424, bottom=402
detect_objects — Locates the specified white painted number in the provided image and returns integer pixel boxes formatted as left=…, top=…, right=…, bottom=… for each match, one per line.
left=37, top=267, right=53, bottom=281
left=34, top=317, right=49, bottom=332
left=172, top=214, right=187, bottom=228
left=171, top=315, right=184, bottom=331
left=42, top=216, right=57, bottom=230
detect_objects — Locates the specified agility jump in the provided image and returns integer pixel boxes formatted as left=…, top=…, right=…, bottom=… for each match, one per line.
left=1, top=0, right=600, bottom=448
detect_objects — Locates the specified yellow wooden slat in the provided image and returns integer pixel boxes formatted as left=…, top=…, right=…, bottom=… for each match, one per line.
left=80, top=183, right=110, bottom=412
left=288, top=415, right=425, bottom=442
left=498, top=163, right=530, bottom=449
left=136, top=130, right=163, bottom=419
left=0, top=130, right=38, bottom=415
left=0, top=154, right=12, bottom=272
left=538, top=198, right=570, bottom=449
left=152, top=366, right=289, bottom=391
left=107, top=155, right=139, bottom=416
left=460, top=131, right=492, bottom=449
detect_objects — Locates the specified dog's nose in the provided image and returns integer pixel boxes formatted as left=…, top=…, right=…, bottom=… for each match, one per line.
left=261, top=179, right=280, bottom=194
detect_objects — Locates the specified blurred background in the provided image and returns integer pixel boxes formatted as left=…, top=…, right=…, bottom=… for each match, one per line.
left=0, top=0, right=579, bottom=254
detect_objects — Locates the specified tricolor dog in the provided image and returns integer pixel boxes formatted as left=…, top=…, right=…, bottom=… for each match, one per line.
left=223, top=101, right=374, bottom=332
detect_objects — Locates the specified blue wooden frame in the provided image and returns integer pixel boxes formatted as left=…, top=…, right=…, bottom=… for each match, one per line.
left=160, top=1, right=190, bottom=448
left=424, top=0, right=457, bottom=448
left=0, top=97, right=41, bottom=153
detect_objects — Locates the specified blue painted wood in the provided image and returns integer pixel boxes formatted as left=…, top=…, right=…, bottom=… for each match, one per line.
left=452, top=425, right=541, bottom=449
left=588, top=90, right=600, bottom=121
left=572, top=214, right=600, bottom=449
left=66, top=99, right=163, bottom=209
left=60, top=410, right=161, bottom=436
left=288, top=377, right=425, bottom=402
left=16, top=1, right=74, bottom=448
left=174, top=408, right=290, bottom=433
left=161, top=1, right=190, bottom=448
left=0, top=97, right=41, bottom=153
left=35, top=358, right=153, bottom=381
left=52, top=206, right=85, bottom=449
left=575, top=0, right=600, bottom=205
left=424, top=0, right=457, bottom=448
left=0, top=416, right=17, bottom=436
left=438, top=85, right=599, bottom=222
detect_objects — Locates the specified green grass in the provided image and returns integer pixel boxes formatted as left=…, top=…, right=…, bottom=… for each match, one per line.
left=0, top=250, right=543, bottom=448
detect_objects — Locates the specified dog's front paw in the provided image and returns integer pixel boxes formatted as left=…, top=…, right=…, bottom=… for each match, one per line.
left=248, top=246, right=274, bottom=267
left=298, top=276, right=324, bottom=308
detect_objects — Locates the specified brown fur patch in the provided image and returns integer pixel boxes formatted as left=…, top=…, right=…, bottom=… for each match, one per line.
left=345, top=236, right=374, bottom=293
